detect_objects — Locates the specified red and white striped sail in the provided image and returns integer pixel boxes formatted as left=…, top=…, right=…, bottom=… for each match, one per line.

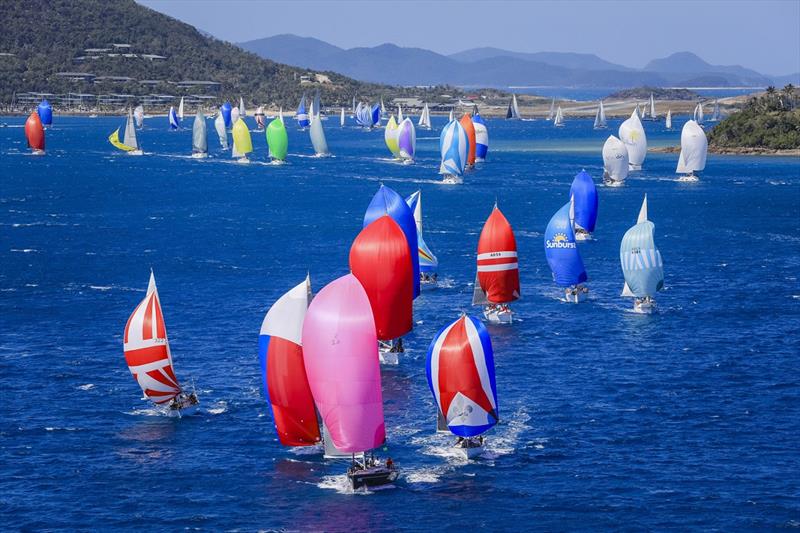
left=476, top=205, right=520, bottom=303
left=123, top=272, right=182, bottom=404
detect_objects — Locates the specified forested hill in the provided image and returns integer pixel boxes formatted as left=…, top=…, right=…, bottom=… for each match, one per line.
left=0, top=0, right=428, bottom=107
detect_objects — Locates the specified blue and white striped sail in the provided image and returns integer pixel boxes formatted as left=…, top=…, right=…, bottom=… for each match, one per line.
left=355, top=102, right=373, bottom=128
left=544, top=201, right=587, bottom=287
left=569, top=170, right=598, bottom=233
left=168, top=106, right=179, bottom=130
left=472, top=113, right=489, bottom=161
left=296, top=94, right=310, bottom=128
left=439, top=120, right=468, bottom=177
left=620, top=195, right=664, bottom=297
left=405, top=191, right=438, bottom=274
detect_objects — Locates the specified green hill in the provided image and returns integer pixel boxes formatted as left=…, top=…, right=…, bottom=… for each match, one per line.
left=708, top=86, right=800, bottom=151
left=0, top=0, right=443, bottom=109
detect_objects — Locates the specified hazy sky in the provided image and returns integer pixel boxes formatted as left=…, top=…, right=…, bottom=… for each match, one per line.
left=138, top=0, right=800, bottom=75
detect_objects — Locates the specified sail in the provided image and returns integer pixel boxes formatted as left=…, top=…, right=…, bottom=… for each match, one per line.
left=192, top=110, right=207, bottom=154
left=312, top=90, right=320, bottom=119
left=178, top=97, right=184, bottom=120
left=544, top=202, right=587, bottom=287
left=266, top=116, right=288, bottom=161
left=618, top=109, right=647, bottom=169
left=240, top=96, right=247, bottom=117
left=397, top=118, right=416, bottom=161
left=371, top=104, right=381, bottom=126
left=123, top=108, right=138, bottom=149
left=547, top=98, right=555, bottom=120
left=380, top=97, right=386, bottom=116
left=355, top=102, right=372, bottom=127
left=221, top=101, right=232, bottom=128
left=364, top=184, right=421, bottom=298
left=602, top=135, right=629, bottom=184
left=439, top=120, right=468, bottom=177
left=594, top=101, right=607, bottom=129
left=397, top=104, right=404, bottom=123
left=340, top=107, right=345, bottom=127
left=711, top=100, right=721, bottom=121
left=301, top=274, right=385, bottom=453
left=426, top=315, right=498, bottom=437
left=37, top=99, right=52, bottom=126
left=24, top=112, right=44, bottom=151
left=676, top=120, right=707, bottom=174
left=134, top=105, right=144, bottom=128
left=255, top=106, right=265, bottom=129
left=109, top=128, right=133, bottom=152
left=665, top=109, right=672, bottom=129
left=649, top=93, right=657, bottom=119
left=620, top=196, right=664, bottom=298
left=569, top=170, right=598, bottom=233
left=694, top=103, right=704, bottom=124
left=448, top=109, right=454, bottom=122
left=554, top=106, right=564, bottom=126
left=472, top=113, right=489, bottom=161
left=384, top=116, right=400, bottom=157
left=476, top=205, right=520, bottom=304
left=296, top=94, right=309, bottom=128
left=459, top=113, right=476, bottom=166
left=405, top=191, right=438, bottom=274
left=258, top=277, right=321, bottom=446
left=506, top=96, right=519, bottom=119
left=168, top=106, right=179, bottom=130
left=350, top=216, right=414, bottom=341
left=232, top=118, right=253, bottom=156
left=512, top=94, right=521, bottom=119
left=309, top=115, right=329, bottom=156
left=419, top=103, right=431, bottom=128
left=214, top=111, right=228, bottom=149
left=352, top=96, right=357, bottom=115
left=231, top=106, right=240, bottom=126
left=123, top=272, right=182, bottom=405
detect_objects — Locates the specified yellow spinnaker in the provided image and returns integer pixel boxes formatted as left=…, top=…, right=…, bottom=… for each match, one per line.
left=232, top=118, right=253, bottom=154
left=108, top=128, right=134, bottom=151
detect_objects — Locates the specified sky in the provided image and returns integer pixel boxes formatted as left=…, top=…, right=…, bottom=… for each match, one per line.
left=138, top=0, right=800, bottom=75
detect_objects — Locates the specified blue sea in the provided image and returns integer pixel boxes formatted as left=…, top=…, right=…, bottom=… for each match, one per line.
left=2, top=114, right=799, bottom=531
left=505, top=87, right=760, bottom=101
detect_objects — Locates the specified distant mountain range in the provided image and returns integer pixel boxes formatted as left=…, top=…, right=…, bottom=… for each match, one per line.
left=239, top=34, right=798, bottom=89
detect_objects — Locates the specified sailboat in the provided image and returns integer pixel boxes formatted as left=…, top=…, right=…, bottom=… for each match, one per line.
left=355, top=102, right=372, bottom=128
left=405, top=191, right=439, bottom=285
left=259, top=276, right=322, bottom=447
left=384, top=115, right=400, bottom=158
left=239, top=96, right=247, bottom=118
left=448, top=109, right=454, bottom=122
left=231, top=117, right=253, bottom=163
left=177, top=96, right=185, bottom=121
left=459, top=113, right=476, bottom=167
left=472, top=112, right=489, bottom=162
left=547, top=98, right=556, bottom=121
left=472, top=204, right=520, bottom=323
left=231, top=106, right=241, bottom=126
left=439, top=119, right=468, bottom=184
left=553, top=106, right=565, bottom=127
left=371, top=103, right=381, bottom=126
left=647, top=93, right=657, bottom=120
left=665, top=109, right=673, bottom=130
left=123, top=271, right=199, bottom=416
left=693, top=102, right=705, bottom=125
left=214, top=109, right=228, bottom=149
left=37, top=99, right=53, bottom=127
left=620, top=195, right=664, bottom=314
left=340, top=107, right=345, bottom=127
left=505, top=94, right=521, bottom=120
left=593, top=101, right=607, bottom=129
left=309, top=113, right=329, bottom=157
left=134, top=105, right=144, bottom=128
left=220, top=101, right=232, bottom=129
left=544, top=200, right=588, bottom=303
left=296, top=93, right=310, bottom=129
left=618, top=108, right=647, bottom=170
left=168, top=106, right=180, bottom=130
left=266, top=113, right=288, bottom=163
left=191, top=109, right=208, bottom=158
left=301, top=274, right=399, bottom=490
left=108, top=108, right=142, bottom=155
left=676, top=120, right=707, bottom=182
left=569, top=169, right=598, bottom=241
left=312, top=90, right=320, bottom=119
left=351, top=95, right=357, bottom=116
left=255, top=106, right=265, bottom=129
left=350, top=215, right=414, bottom=365
left=380, top=97, right=387, bottom=119
left=24, top=111, right=45, bottom=155
left=426, top=314, right=498, bottom=459
left=710, top=99, right=721, bottom=122
left=397, top=118, right=416, bottom=163
left=418, top=103, right=432, bottom=129
left=397, top=104, right=403, bottom=123
left=602, top=135, right=629, bottom=186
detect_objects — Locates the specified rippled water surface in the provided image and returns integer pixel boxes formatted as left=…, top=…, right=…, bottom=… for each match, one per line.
left=1, top=115, right=798, bottom=530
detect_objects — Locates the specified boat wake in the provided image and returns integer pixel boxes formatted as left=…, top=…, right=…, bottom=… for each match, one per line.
left=206, top=401, right=227, bottom=415
left=316, top=474, right=396, bottom=494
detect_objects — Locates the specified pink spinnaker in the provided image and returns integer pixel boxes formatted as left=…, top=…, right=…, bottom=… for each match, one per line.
left=301, top=274, right=385, bottom=453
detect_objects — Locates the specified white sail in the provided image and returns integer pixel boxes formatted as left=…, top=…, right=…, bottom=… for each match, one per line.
left=554, top=106, right=564, bottom=127
left=711, top=99, right=721, bottom=121
left=547, top=98, right=555, bottom=120
left=397, top=104, right=403, bottom=123
left=192, top=109, right=207, bottom=155
left=512, top=94, right=521, bottom=119
left=214, top=112, right=228, bottom=149
left=240, top=96, right=246, bottom=117
left=124, top=108, right=138, bottom=149
left=649, top=93, right=657, bottom=119
left=618, top=109, right=647, bottom=170
left=637, top=194, right=648, bottom=224
left=694, top=103, right=705, bottom=124
left=419, top=103, right=431, bottom=129
left=594, top=101, right=607, bottom=129
left=676, top=120, right=707, bottom=175
left=665, top=109, right=672, bottom=130
left=340, top=107, right=345, bottom=127
left=133, top=105, right=144, bottom=128
left=310, top=115, right=329, bottom=156
left=602, top=135, right=629, bottom=184
left=448, top=109, right=454, bottom=122
left=178, top=97, right=184, bottom=120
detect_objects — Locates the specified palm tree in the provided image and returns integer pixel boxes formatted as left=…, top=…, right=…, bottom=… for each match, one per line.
left=783, top=84, right=796, bottom=110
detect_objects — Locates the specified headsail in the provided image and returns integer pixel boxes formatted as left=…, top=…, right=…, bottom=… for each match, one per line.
left=397, top=118, right=416, bottom=161
left=384, top=116, right=400, bottom=157
left=459, top=113, right=476, bottom=166
left=266, top=115, right=288, bottom=161
left=594, top=101, right=607, bottom=129
left=168, top=106, right=180, bottom=130
left=296, top=94, right=309, bottom=128
left=232, top=118, right=253, bottom=158
left=309, top=114, right=329, bottom=156
left=25, top=112, right=45, bottom=152
left=178, top=97, right=184, bottom=120
left=37, top=99, right=53, bottom=126
left=220, top=101, right=232, bottom=128
left=418, top=103, right=431, bottom=129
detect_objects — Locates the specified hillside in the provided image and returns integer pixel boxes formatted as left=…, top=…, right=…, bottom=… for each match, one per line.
left=644, top=52, right=771, bottom=86
left=0, top=0, right=440, bottom=108
left=707, top=86, right=800, bottom=151
left=449, top=48, right=632, bottom=72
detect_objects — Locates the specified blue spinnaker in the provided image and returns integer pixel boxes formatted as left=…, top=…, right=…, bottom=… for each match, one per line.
left=37, top=100, right=53, bottom=126
left=569, top=169, right=598, bottom=232
left=544, top=202, right=587, bottom=287
left=221, top=101, right=232, bottom=128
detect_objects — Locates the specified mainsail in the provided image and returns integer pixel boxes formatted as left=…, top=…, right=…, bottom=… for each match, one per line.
left=649, top=93, right=657, bottom=119
left=594, top=101, right=607, bottom=129
left=676, top=120, right=707, bottom=175
left=693, top=102, right=705, bottom=124
left=240, top=96, right=247, bottom=117
left=472, top=113, right=489, bottom=161
left=178, top=97, right=184, bottom=120
left=553, top=106, right=565, bottom=127
left=544, top=201, right=587, bottom=287
left=547, top=98, right=555, bottom=121
left=309, top=114, right=329, bottom=156
left=418, top=103, right=431, bottom=129
left=134, top=105, right=144, bottom=128
left=602, top=135, right=629, bottom=184
left=506, top=94, right=521, bottom=119
left=665, top=109, right=672, bottom=130
left=711, top=100, right=721, bottom=122
left=618, top=109, right=647, bottom=170
left=122, top=108, right=138, bottom=150
left=340, top=107, right=345, bottom=127
left=192, top=110, right=207, bottom=155
left=620, top=195, right=664, bottom=298
left=474, top=205, right=520, bottom=305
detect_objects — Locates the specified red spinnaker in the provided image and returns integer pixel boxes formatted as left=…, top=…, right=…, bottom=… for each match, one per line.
left=477, top=206, right=520, bottom=303
left=460, top=113, right=476, bottom=166
left=25, top=112, right=44, bottom=151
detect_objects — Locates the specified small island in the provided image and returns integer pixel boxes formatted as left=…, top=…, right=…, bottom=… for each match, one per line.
left=606, top=86, right=699, bottom=100
left=708, top=85, right=799, bottom=154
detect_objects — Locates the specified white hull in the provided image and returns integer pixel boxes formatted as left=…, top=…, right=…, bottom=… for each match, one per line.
left=574, top=231, right=592, bottom=242
left=30, top=149, right=45, bottom=156
left=454, top=437, right=485, bottom=459
left=441, top=174, right=463, bottom=185
left=604, top=179, right=625, bottom=188
left=378, top=341, right=401, bottom=365
left=677, top=174, right=699, bottom=182
left=483, top=306, right=513, bottom=324
left=270, top=159, right=286, bottom=165
left=628, top=163, right=642, bottom=171
left=191, top=152, right=208, bottom=159
left=235, top=157, right=250, bottom=164
left=565, top=288, right=588, bottom=304
left=127, top=150, right=143, bottom=156
left=633, top=299, right=656, bottom=314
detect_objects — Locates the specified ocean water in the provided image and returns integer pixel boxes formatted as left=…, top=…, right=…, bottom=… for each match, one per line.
left=506, top=87, right=760, bottom=101
left=2, top=115, right=799, bottom=531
